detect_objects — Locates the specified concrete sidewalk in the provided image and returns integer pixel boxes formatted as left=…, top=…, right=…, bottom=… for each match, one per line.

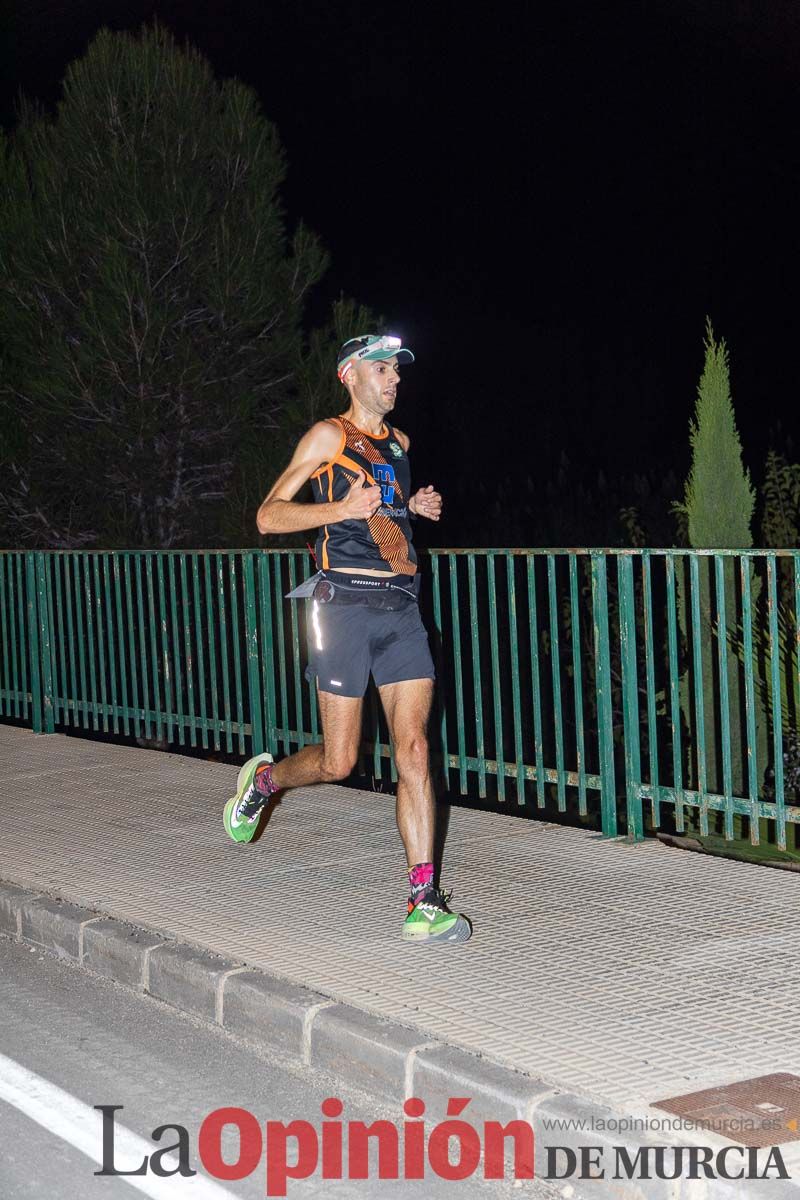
left=1, top=722, right=799, bottom=1195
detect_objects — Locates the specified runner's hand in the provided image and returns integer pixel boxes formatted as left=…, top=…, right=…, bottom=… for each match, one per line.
left=410, top=484, right=442, bottom=521
left=341, top=469, right=382, bottom=520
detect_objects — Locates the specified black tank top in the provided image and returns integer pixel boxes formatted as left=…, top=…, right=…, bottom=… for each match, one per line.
left=310, top=416, right=417, bottom=575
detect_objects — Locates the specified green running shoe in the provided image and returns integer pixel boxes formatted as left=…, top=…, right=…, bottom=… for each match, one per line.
left=223, top=752, right=275, bottom=844
left=402, top=887, right=472, bottom=944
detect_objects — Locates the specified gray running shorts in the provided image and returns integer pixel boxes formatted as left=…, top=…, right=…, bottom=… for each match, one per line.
left=304, top=595, right=435, bottom=698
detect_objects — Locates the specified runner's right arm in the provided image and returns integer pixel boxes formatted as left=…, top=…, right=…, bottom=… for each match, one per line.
left=256, top=421, right=382, bottom=535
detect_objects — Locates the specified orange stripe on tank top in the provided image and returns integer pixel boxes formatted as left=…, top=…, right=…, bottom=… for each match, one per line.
left=367, top=512, right=415, bottom=574
left=321, top=465, right=334, bottom=569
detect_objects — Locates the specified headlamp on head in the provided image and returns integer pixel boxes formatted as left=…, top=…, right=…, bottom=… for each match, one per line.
left=336, top=334, right=415, bottom=382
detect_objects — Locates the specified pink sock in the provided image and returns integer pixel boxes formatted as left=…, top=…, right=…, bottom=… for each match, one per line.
left=408, top=861, right=434, bottom=907
left=254, top=762, right=278, bottom=797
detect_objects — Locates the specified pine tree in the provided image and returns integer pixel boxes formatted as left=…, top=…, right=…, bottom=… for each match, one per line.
left=0, top=24, right=328, bottom=549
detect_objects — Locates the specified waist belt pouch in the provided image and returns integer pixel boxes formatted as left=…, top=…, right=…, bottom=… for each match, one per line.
left=285, top=571, right=324, bottom=600
left=311, top=576, right=418, bottom=611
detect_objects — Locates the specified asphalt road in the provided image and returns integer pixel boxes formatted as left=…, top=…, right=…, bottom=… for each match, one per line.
left=0, top=937, right=556, bottom=1199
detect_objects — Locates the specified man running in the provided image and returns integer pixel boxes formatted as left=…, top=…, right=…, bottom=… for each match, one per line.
left=223, top=334, right=471, bottom=944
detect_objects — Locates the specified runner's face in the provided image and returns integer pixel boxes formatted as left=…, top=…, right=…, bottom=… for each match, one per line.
left=350, top=356, right=401, bottom=417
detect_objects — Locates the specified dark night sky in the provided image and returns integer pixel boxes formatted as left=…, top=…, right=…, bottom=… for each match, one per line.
left=4, top=1, right=800, bottom=543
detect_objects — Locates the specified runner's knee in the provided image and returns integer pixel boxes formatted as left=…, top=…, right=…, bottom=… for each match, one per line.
left=394, top=734, right=429, bottom=781
left=320, top=743, right=358, bottom=782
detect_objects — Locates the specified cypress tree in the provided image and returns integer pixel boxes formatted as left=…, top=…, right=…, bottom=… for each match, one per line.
left=683, top=320, right=755, bottom=547
left=677, top=320, right=762, bottom=807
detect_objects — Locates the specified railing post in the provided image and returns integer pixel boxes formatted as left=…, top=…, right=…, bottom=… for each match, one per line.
left=25, top=554, right=43, bottom=732
left=430, top=553, right=450, bottom=789
left=30, top=552, right=55, bottom=733
left=257, top=551, right=279, bottom=757
left=591, top=553, right=618, bottom=837
left=618, top=555, right=644, bottom=841
left=243, top=552, right=265, bottom=755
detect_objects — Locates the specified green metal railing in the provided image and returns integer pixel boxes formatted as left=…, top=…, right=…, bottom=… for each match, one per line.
left=1, top=548, right=799, bottom=846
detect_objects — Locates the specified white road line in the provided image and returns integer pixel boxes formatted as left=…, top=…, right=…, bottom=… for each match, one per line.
left=0, top=1049, right=240, bottom=1199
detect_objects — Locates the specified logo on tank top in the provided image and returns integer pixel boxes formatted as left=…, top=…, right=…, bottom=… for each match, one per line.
left=388, top=441, right=404, bottom=458
left=372, top=463, right=396, bottom=505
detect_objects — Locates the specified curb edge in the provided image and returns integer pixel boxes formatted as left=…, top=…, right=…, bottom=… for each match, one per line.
left=1, top=879, right=791, bottom=1200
